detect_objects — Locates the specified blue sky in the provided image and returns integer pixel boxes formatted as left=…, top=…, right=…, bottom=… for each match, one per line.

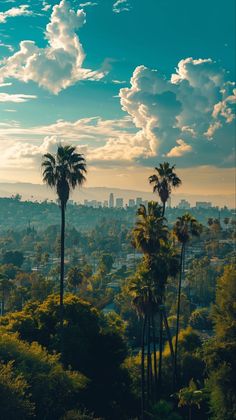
left=0, top=0, right=235, bottom=201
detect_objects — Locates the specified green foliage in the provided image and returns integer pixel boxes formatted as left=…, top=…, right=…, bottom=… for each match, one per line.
left=206, top=360, right=236, bottom=420
left=176, top=327, right=202, bottom=354
left=62, top=410, right=102, bottom=420
left=1, top=294, right=136, bottom=419
left=176, top=378, right=204, bottom=410
left=150, top=399, right=182, bottom=420
left=0, top=332, right=87, bottom=420
left=2, top=250, right=24, bottom=267
left=203, top=264, right=236, bottom=419
left=186, top=257, right=217, bottom=306
left=0, top=361, right=34, bottom=420
left=212, top=263, right=236, bottom=340
left=189, top=307, right=212, bottom=331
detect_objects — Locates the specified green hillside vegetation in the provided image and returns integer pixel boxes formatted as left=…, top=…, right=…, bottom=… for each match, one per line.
left=0, top=150, right=235, bottom=420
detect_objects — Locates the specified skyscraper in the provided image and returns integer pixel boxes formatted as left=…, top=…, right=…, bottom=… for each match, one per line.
left=136, top=197, right=142, bottom=206
left=116, top=198, right=124, bottom=208
left=128, top=199, right=135, bottom=207
left=109, top=193, right=114, bottom=208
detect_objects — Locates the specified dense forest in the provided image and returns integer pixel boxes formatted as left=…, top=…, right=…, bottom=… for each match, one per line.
left=0, top=148, right=235, bottom=420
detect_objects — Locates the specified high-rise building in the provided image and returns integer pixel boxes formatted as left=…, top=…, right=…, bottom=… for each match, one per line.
left=109, top=193, right=114, bottom=208
left=128, top=199, right=135, bottom=207
left=136, top=197, right=142, bottom=206
left=196, top=201, right=212, bottom=209
left=116, top=198, right=124, bottom=208
left=103, top=200, right=108, bottom=207
left=167, top=197, right=171, bottom=208
left=177, top=199, right=191, bottom=209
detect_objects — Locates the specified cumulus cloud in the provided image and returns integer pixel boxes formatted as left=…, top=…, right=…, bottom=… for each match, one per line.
left=119, top=59, right=235, bottom=166
left=0, top=0, right=106, bottom=94
left=113, top=0, right=131, bottom=14
left=0, top=58, right=235, bottom=169
left=0, top=93, right=37, bottom=102
left=166, top=139, right=192, bottom=157
left=0, top=5, right=33, bottom=24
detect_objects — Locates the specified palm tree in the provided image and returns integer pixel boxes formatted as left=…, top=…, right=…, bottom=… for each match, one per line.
left=149, top=162, right=181, bottom=217
left=0, top=274, right=11, bottom=315
left=173, top=214, right=201, bottom=387
left=132, top=202, right=169, bottom=410
left=130, top=271, right=152, bottom=420
left=42, top=145, right=86, bottom=329
left=149, top=163, right=181, bottom=390
left=67, top=266, right=83, bottom=293
left=132, top=202, right=168, bottom=255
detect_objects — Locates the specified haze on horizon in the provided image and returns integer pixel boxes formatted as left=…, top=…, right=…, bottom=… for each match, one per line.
left=0, top=0, right=235, bottom=200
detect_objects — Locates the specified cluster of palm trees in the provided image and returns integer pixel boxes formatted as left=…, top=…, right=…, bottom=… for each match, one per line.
left=41, top=147, right=201, bottom=419
left=130, top=163, right=201, bottom=418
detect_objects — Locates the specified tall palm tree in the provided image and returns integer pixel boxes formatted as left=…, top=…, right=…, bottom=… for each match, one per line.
left=132, top=202, right=169, bottom=411
left=173, top=214, right=201, bottom=387
left=149, top=162, right=181, bottom=217
left=149, top=163, right=181, bottom=390
left=42, top=145, right=86, bottom=329
left=130, top=271, right=152, bottom=420
left=132, top=201, right=168, bottom=255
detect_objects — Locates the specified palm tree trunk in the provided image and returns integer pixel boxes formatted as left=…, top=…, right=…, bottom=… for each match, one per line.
left=158, top=309, right=163, bottom=390
left=163, top=307, right=175, bottom=367
left=141, top=314, right=147, bottom=420
left=162, top=201, right=166, bottom=217
left=147, top=313, right=151, bottom=405
left=2, top=291, right=5, bottom=316
left=60, top=202, right=65, bottom=331
left=151, top=312, right=158, bottom=399
left=174, top=243, right=185, bottom=389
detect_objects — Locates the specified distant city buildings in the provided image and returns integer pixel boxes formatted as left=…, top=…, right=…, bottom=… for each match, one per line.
left=109, top=193, right=114, bottom=208
left=196, top=201, right=212, bottom=209
left=177, top=199, right=191, bottom=209
left=116, top=198, right=124, bottom=208
left=84, top=200, right=102, bottom=208
left=128, top=199, right=135, bottom=207
left=136, top=197, right=142, bottom=206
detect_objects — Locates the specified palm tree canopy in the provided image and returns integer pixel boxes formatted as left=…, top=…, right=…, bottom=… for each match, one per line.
left=42, top=145, right=86, bottom=206
left=129, top=264, right=158, bottom=317
left=173, top=213, right=202, bottom=245
left=132, top=201, right=168, bottom=255
left=149, top=162, right=181, bottom=205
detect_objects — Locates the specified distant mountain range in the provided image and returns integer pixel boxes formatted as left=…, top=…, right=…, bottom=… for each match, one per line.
left=0, top=182, right=234, bottom=208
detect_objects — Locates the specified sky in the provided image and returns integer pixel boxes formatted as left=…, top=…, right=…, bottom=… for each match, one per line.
left=0, top=0, right=235, bottom=203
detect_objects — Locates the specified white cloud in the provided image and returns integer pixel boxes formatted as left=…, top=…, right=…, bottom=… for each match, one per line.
left=113, top=0, right=131, bottom=14
left=0, top=93, right=37, bottom=102
left=112, top=79, right=126, bottom=84
left=79, top=2, right=98, bottom=7
left=119, top=59, right=235, bottom=165
left=0, top=0, right=106, bottom=94
left=0, top=82, right=12, bottom=87
left=0, top=5, right=33, bottom=24
left=42, top=2, right=52, bottom=12
left=166, top=139, right=192, bottom=157
left=0, top=58, right=235, bottom=170
left=0, top=43, right=14, bottom=52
